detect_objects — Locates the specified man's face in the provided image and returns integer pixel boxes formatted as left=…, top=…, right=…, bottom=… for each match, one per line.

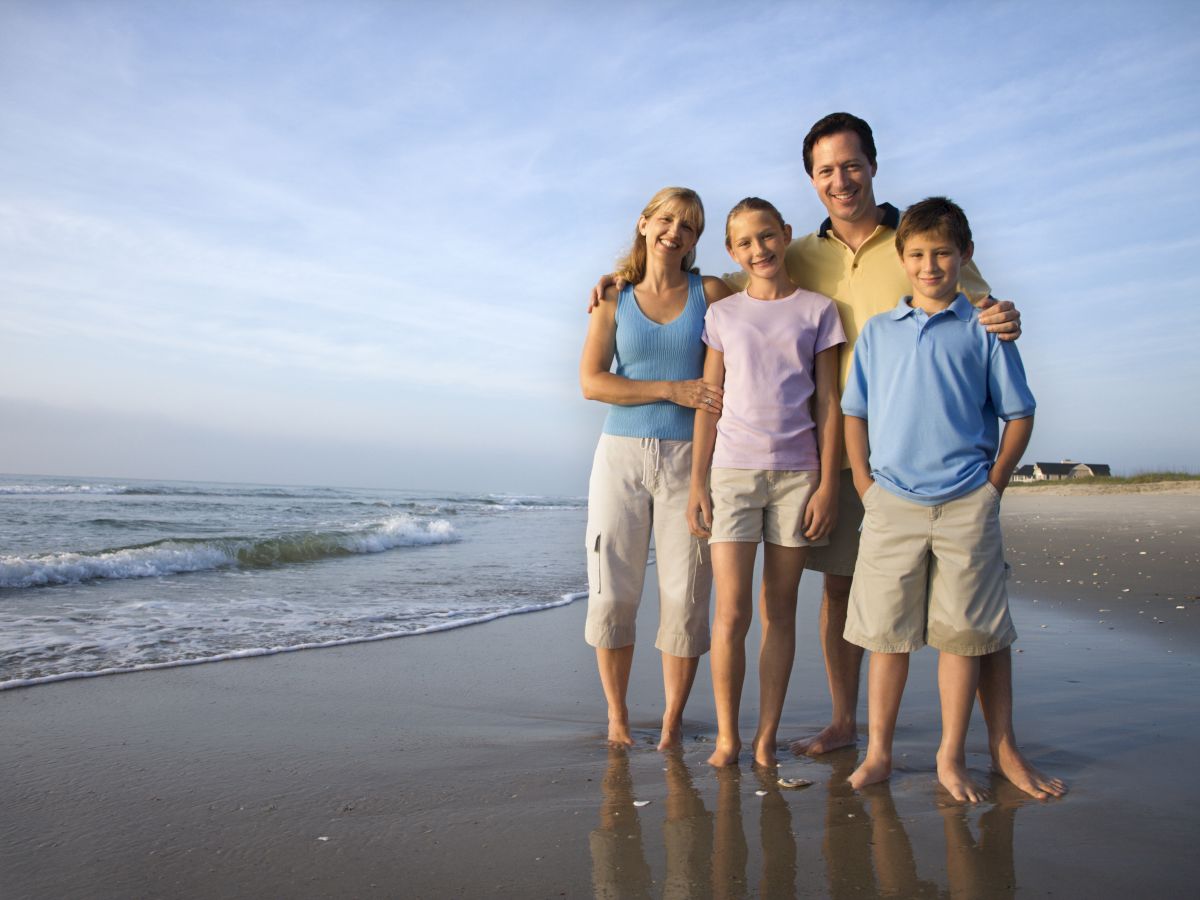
left=809, top=130, right=878, bottom=227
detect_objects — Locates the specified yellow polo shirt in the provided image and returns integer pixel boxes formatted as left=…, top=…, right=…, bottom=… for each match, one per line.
left=723, top=203, right=991, bottom=392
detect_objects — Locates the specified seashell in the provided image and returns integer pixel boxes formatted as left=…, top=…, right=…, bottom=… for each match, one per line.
left=777, top=777, right=814, bottom=789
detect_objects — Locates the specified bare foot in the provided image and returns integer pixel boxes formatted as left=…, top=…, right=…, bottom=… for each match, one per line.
left=790, top=722, right=856, bottom=756
left=751, top=733, right=778, bottom=768
left=847, top=754, right=892, bottom=789
left=707, top=738, right=742, bottom=767
left=990, top=738, right=1067, bottom=799
left=657, top=718, right=683, bottom=752
left=607, top=710, right=635, bottom=747
left=937, top=753, right=989, bottom=803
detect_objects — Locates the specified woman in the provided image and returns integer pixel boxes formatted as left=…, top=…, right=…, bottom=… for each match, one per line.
left=580, top=186, right=730, bottom=749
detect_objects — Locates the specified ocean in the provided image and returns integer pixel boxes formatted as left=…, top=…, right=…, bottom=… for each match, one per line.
left=0, top=474, right=588, bottom=690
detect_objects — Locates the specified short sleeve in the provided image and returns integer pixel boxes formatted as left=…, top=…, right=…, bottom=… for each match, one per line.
left=702, top=305, right=723, bottom=352
left=958, top=258, right=991, bottom=304
left=814, top=297, right=847, bottom=355
left=988, top=337, right=1036, bottom=420
left=841, top=324, right=870, bottom=419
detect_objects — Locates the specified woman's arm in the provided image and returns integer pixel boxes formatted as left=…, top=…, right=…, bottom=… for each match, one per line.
left=580, top=286, right=724, bottom=410
left=687, top=346, right=725, bottom=538
left=803, top=345, right=843, bottom=540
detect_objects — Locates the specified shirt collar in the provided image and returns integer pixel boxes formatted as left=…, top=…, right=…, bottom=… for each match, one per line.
left=891, top=292, right=972, bottom=320
left=818, top=202, right=900, bottom=239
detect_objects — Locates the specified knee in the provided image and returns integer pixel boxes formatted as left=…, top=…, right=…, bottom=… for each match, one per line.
left=713, top=608, right=752, bottom=641
left=824, top=574, right=852, bottom=606
left=760, top=601, right=797, bottom=630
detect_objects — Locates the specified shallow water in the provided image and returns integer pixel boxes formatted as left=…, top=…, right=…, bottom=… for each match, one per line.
left=0, top=474, right=587, bottom=687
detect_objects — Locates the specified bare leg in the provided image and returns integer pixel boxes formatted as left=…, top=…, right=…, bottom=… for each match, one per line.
left=791, top=573, right=863, bottom=756
left=936, top=651, right=988, bottom=803
left=708, top=541, right=757, bottom=767
left=978, top=648, right=1067, bottom=798
left=848, top=652, right=908, bottom=789
left=659, top=652, right=700, bottom=751
left=596, top=645, right=635, bottom=746
left=752, top=543, right=807, bottom=767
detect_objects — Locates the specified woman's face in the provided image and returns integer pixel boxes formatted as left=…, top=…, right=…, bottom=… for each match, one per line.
left=638, top=201, right=700, bottom=264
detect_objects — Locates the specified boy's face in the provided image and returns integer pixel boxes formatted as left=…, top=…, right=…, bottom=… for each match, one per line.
left=899, top=229, right=973, bottom=306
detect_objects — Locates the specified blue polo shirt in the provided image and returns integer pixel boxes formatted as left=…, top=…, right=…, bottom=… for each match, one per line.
left=841, top=293, right=1035, bottom=506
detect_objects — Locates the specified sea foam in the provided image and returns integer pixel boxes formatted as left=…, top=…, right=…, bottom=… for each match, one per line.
left=0, top=591, right=587, bottom=691
left=0, top=514, right=458, bottom=588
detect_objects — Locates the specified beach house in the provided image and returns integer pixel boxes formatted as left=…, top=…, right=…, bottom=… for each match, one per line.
left=1010, top=460, right=1113, bottom=482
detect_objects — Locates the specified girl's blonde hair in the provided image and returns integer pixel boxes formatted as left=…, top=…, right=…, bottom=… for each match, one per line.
left=725, top=197, right=787, bottom=247
left=614, top=187, right=705, bottom=285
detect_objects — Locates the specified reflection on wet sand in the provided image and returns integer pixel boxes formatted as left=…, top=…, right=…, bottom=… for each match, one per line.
left=590, top=748, right=653, bottom=898
left=591, top=747, right=1023, bottom=898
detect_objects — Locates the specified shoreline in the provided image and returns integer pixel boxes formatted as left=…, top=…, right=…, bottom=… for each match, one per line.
left=3, top=490, right=1198, bottom=897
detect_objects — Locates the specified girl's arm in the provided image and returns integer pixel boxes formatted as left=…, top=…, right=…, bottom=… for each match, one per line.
left=687, top=346, right=725, bottom=538
left=580, top=286, right=724, bottom=411
left=803, top=345, right=844, bottom=540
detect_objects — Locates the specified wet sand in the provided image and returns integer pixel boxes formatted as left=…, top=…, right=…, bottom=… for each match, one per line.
left=3, top=489, right=1198, bottom=898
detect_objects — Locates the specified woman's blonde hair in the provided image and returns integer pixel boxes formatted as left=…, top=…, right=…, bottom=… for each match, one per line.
left=614, top=187, right=705, bottom=285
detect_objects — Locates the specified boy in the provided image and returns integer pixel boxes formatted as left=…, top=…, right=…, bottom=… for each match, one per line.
left=840, top=197, right=1035, bottom=802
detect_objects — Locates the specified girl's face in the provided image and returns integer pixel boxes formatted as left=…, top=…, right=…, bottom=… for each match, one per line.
left=638, top=202, right=700, bottom=263
left=726, top=209, right=791, bottom=280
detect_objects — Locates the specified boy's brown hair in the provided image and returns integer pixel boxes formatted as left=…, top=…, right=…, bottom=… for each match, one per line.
left=895, top=196, right=973, bottom=254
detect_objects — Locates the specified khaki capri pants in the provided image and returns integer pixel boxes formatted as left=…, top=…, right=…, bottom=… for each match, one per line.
left=585, top=434, right=712, bottom=658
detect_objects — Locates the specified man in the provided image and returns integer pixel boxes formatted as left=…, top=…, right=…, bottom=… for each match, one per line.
left=764, top=113, right=1062, bottom=799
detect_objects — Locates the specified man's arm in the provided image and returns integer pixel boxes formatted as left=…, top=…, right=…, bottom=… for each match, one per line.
left=990, top=416, right=1034, bottom=494
left=962, top=257, right=1022, bottom=342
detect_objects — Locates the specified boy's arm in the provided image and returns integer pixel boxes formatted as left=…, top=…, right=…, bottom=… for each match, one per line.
left=804, top=344, right=843, bottom=540
left=990, top=415, right=1034, bottom=495
left=687, top=347, right=725, bottom=538
left=844, top=416, right=873, bottom=499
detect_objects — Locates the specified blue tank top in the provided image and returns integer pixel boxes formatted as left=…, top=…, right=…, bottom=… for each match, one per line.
left=603, top=272, right=707, bottom=441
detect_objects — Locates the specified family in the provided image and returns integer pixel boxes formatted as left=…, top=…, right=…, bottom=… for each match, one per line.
left=579, top=112, right=1067, bottom=802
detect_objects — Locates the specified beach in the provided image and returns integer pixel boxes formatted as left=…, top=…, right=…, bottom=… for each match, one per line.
left=3, top=487, right=1198, bottom=898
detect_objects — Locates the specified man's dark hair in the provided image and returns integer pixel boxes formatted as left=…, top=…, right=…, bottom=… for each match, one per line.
left=895, top=196, right=973, bottom=254
left=802, top=112, right=877, bottom=177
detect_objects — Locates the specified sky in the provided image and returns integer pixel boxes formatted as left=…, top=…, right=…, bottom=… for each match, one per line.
left=2, top=0, right=1198, bottom=495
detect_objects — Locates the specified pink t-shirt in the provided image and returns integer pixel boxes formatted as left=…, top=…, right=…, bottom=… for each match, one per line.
left=703, top=288, right=845, bottom=470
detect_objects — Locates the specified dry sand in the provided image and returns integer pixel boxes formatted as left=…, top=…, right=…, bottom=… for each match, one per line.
left=2, top=490, right=1198, bottom=898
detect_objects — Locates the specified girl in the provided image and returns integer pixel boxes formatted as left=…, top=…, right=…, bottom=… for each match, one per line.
left=688, top=197, right=845, bottom=767
left=580, top=187, right=731, bottom=749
